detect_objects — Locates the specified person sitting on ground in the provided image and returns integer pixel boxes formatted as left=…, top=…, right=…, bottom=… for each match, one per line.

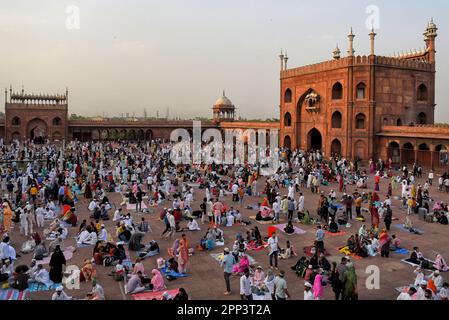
left=318, top=253, right=331, bottom=272
left=80, top=259, right=96, bottom=282
left=328, top=218, right=339, bottom=233
left=284, top=221, right=295, bottom=234
left=138, top=240, right=160, bottom=258
left=128, top=230, right=145, bottom=251
left=232, top=254, right=250, bottom=274
left=30, top=264, right=53, bottom=287
left=291, top=256, right=309, bottom=278
left=390, top=235, right=401, bottom=251
left=125, top=271, right=146, bottom=294
left=280, top=240, right=296, bottom=260
left=151, top=269, right=166, bottom=292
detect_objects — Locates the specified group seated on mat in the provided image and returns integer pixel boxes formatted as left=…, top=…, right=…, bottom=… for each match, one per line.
left=401, top=217, right=424, bottom=235
left=338, top=226, right=396, bottom=258
left=124, top=269, right=166, bottom=295
left=137, top=240, right=160, bottom=259
left=405, top=247, right=448, bottom=271
left=290, top=254, right=331, bottom=279
left=92, top=241, right=128, bottom=266
left=197, top=226, right=225, bottom=251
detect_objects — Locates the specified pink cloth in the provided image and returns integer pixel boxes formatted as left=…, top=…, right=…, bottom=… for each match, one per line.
left=232, top=256, right=249, bottom=273
left=151, top=269, right=165, bottom=291
left=313, top=274, right=324, bottom=299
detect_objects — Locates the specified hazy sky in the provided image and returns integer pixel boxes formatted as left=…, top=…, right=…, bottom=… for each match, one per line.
left=1, top=0, right=448, bottom=121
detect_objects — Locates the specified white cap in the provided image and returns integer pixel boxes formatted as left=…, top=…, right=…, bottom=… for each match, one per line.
left=56, top=286, right=64, bottom=291
left=304, top=282, right=312, bottom=288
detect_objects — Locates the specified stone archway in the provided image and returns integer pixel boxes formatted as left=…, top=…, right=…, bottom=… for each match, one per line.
left=27, top=118, right=48, bottom=144
left=284, top=135, right=291, bottom=150
left=307, top=128, right=322, bottom=151
left=331, top=139, right=342, bottom=156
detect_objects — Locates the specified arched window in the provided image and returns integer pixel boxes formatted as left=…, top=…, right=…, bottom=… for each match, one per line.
left=356, top=82, right=366, bottom=100
left=284, top=89, right=292, bottom=103
left=331, top=111, right=342, bottom=129
left=419, top=143, right=430, bottom=151
left=53, top=117, right=62, bottom=126
left=355, top=113, right=366, bottom=129
left=417, top=84, right=428, bottom=101
left=397, top=118, right=402, bottom=126
left=11, top=116, right=21, bottom=126
left=403, top=142, right=414, bottom=150
left=417, top=112, right=427, bottom=125
left=331, top=139, right=342, bottom=155
left=284, top=112, right=292, bottom=127
left=332, top=82, right=343, bottom=100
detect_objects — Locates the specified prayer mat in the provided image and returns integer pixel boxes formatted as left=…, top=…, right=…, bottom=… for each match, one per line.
left=400, top=258, right=449, bottom=272
left=246, top=241, right=269, bottom=251
left=303, top=246, right=330, bottom=257
left=394, top=224, right=424, bottom=235
left=160, top=267, right=189, bottom=278
left=274, top=224, right=306, bottom=235
left=249, top=216, right=273, bottom=225
left=28, top=282, right=61, bottom=292
left=0, top=289, right=29, bottom=300
left=132, top=288, right=180, bottom=300
left=392, top=248, right=410, bottom=255
left=39, top=246, right=76, bottom=265
left=210, top=253, right=257, bottom=266
left=325, top=231, right=347, bottom=237
left=126, top=203, right=148, bottom=211
left=138, top=250, right=160, bottom=260
left=337, top=247, right=364, bottom=261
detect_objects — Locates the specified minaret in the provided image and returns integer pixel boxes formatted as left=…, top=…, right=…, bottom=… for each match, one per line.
left=333, top=44, right=341, bottom=60
left=278, top=49, right=285, bottom=71
left=283, top=52, right=289, bottom=70
left=369, top=27, right=377, bottom=56
left=4, top=88, right=7, bottom=104
left=347, top=28, right=355, bottom=57
left=424, top=18, right=438, bottom=64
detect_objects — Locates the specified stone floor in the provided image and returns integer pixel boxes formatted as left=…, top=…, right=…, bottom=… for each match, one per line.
left=9, top=170, right=449, bottom=300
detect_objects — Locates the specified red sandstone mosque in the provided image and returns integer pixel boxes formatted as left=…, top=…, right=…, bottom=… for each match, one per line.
left=2, top=20, right=449, bottom=169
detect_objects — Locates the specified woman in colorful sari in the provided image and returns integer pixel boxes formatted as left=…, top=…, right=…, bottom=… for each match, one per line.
left=80, top=259, right=96, bottom=282
left=2, top=202, right=13, bottom=232
left=343, top=262, right=358, bottom=300
left=151, top=269, right=166, bottom=292
left=313, top=269, right=324, bottom=300
left=178, top=234, right=189, bottom=274
left=370, top=206, right=380, bottom=229
left=378, top=230, right=391, bottom=258
left=232, top=254, right=249, bottom=274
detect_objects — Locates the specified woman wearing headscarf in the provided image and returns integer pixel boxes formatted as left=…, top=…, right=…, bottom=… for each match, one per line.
left=2, top=202, right=13, bottom=232
left=174, top=288, right=189, bottom=301
left=49, top=245, right=66, bottom=283
left=433, top=254, right=448, bottom=271
left=313, top=269, right=325, bottom=300
left=151, top=269, right=166, bottom=292
left=233, top=254, right=249, bottom=274
left=343, top=262, right=358, bottom=300
left=178, top=234, right=189, bottom=274
left=169, top=238, right=180, bottom=257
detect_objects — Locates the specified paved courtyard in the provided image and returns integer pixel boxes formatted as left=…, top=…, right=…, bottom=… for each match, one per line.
left=9, top=169, right=449, bottom=300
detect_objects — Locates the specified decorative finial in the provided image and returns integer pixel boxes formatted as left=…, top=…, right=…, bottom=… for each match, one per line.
left=223, top=90, right=225, bottom=97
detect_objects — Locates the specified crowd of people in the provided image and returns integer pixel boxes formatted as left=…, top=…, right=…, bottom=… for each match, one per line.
left=0, top=138, right=448, bottom=300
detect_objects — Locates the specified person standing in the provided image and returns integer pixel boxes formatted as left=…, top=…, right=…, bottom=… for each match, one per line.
left=268, top=232, right=279, bottom=269
left=178, top=234, right=189, bottom=274
left=49, top=245, right=66, bottom=284
left=221, top=248, right=235, bottom=296
left=239, top=268, right=253, bottom=300
left=273, top=270, right=290, bottom=300
left=383, top=204, right=393, bottom=231
left=315, top=225, right=325, bottom=253
left=343, top=262, right=358, bottom=300
left=304, top=282, right=314, bottom=300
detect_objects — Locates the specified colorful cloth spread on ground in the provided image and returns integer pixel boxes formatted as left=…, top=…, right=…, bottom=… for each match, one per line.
left=392, top=248, right=410, bottom=255
left=325, top=231, right=346, bottom=237
left=337, top=246, right=364, bottom=260
left=394, top=224, right=424, bottom=235
left=400, top=258, right=449, bottom=271
left=28, top=282, right=61, bottom=292
left=303, top=246, right=330, bottom=257
left=126, top=203, right=148, bottom=211
left=246, top=241, right=269, bottom=251
left=39, top=246, right=76, bottom=265
left=274, top=224, right=306, bottom=235
left=132, top=288, right=180, bottom=300
left=123, top=251, right=133, bottom=269
left=160, top=266, right=189, bottom=278
left=0, top=289, right=29, bottom=300
left=210, top=253, right=257, bottom=266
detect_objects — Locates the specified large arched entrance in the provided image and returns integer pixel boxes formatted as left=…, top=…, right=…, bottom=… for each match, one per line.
left=387, top=141, right=400, bottom=166
left=307, top=128, right=322, bottom=151
left=27, top=118, right=48, bottom=144
left=331, top=139, right=342, bottom=156
left=284, top=135, right=291, bottom=150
